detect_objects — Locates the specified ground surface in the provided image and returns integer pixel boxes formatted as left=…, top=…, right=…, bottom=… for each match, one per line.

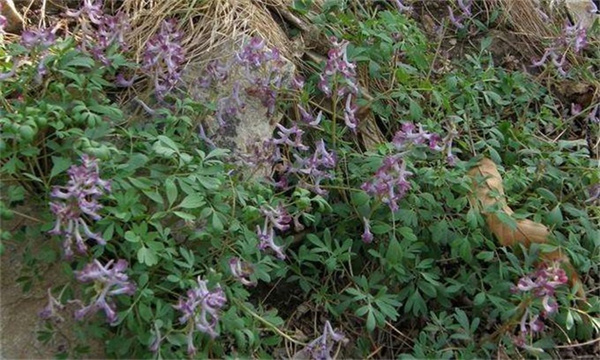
left=0, top=210, right=104, bottom=359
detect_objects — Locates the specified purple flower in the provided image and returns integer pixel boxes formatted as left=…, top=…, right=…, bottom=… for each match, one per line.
left=21, top=27, right=56, bottom=49
left=292, top=74, right=305, bottom=90
left=361, top=218, right=374, bottom=243
left=256, top=224, right=286, bottom=260
left=393, top=0, right=412, bottom=12
left=320, top=38, right=358, bottom=98
left=74, top=259, right=136, bottom=325
left=344, top=94, right=358, bottom=131
left=115, top=73, right=135, bottom=87
left=586, top=183, right=600, bottom=203
left=260, top=204, right=292, bottom=231
left=39, top=288, right=66, bottom=322
left=149, top=325, right=162, bottom=353
left=66, top=0, right=103, bottom=24
left=272, top=124, right=309, bottom=151
left=361, top=155, right=413, bottom=212
left=296, top=321, right=347, bottom=360
left=586, top=104, right=599, bottom=124
left=448, top=0, right=471, bottom=29
left=173, top=276, right=227, bottom=348
left=229, top=257, right=257, bottom=286
left=512, top=263, right=568, bottom=347
left=143, top=19, right=186, bottom=97
left=49, top=155, right=111, bottom=258
left=290, top=139, right=337, bottom=195
left=532, top=21, right=588, bottom=75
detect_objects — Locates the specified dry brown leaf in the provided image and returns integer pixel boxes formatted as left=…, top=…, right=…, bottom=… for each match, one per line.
left=468, top=158, right=584, bottom=297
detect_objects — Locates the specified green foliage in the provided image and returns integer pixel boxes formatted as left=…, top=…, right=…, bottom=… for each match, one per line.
left=1, top=4, right=598, bottom=360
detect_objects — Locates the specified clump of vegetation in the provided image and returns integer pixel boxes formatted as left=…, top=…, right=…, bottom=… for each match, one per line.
left=1, top=1, right=598, bottom=359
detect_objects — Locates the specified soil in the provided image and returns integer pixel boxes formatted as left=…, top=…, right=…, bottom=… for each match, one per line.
left=0, top=208, right=104, bottom=359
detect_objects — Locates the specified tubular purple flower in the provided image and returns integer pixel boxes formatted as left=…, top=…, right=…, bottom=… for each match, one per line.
left=361, top=155, right=413, bottom=212
left=587, top=104, right=599, bottom=124
left=149, top=326, right=162, bottom=353
left=256, top=224, right=286, bottom=260
left=39, top=288, right=66, bottom=322
left=298, top=321, right=347, bottom=360
left=586, top=183, right=600, bottom=203
left=292, top=74, right=305, bottom=90
left=74, top=259, right=136, bottom=325
left=448, top=6, right=464, bottom=29
left=361, top=218, right=374, bottom=243
left=21, top=27, right=56, bottom=49
left=260, top=204, right=292, bottom=231
left=173, top=276, right=227, bottom=344
left=49, top=155, right=111, bottom=257
left=344, top=94, right=358, bottom=131
left=273, top=124, right=309, bottom=151
left=115, top=73, right=135, bottom=87
left=393, top=0, right=412, bottom=12
left=143, top=19, right=186, bottom=97
left=229, top=257, right=257, bottom=286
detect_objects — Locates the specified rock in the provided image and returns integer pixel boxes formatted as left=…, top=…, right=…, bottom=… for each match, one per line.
left=565, top=0, right=600, bottom=28
left=1, top=0, right=24, bottom=33
left=186, top=37, right=296, bottom=173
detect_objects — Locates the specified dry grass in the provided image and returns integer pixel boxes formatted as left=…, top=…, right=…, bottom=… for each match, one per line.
left=488, top=0, right=566, bottom=53
left=118, top=0, right=294, bottom=70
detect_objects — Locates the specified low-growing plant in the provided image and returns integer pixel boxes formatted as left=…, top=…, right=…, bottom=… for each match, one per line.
left=1, top=1, right=598, bottom=359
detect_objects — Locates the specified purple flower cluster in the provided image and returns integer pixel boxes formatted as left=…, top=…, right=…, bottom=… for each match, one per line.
left=173, top=276, right=227, bottom=355
left=297, top=321, right=347, bottom=360
left=18, top=26, right=58, bottom=83
left=319, top=38, right=360, bottom=131
left=448, top=0, right=472, bottom=29
left=49, top=155, right=111, bottom=258
left=393, top=122, right=457, bottom=165
left=66, top=0, right=130, bottom=67
left=74, top=259, right=136, bottom=325
left=512, top=264, right=568, bottom=347
left=272, top=123, right=310, bottom=151
left=21, top=28, right=57, bottom=50
left=229, top=257, right=256, bottom=286
left=291, top=139, right=337, bottom=195
left=143, top=19, right=185, bottom=97
left=256, top=204, right=291, bottom=260
left=532, top=21, right=588, bottom=76
left=39, top=288, right=66, bottom=323
left=198, top=37, right=288, bottom=125
left=361, top=155, right=413, bottom=212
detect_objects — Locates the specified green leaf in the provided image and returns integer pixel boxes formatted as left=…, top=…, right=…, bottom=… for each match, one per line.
left=65, top=56, right=95, bottom=68
left=495, top=211, right=518, bottom=230
left=473, top=292, right=486, bottom=306
left=546, top=205, right=563, bottom=227
left=137, top=247, right=158, bottom=266
left=565, top=310, right=574, bottom=330
left=366, top=310, right=376, bottom=332
left=165, top=178, right=178, bottom=207
left=143, top=190, right=164, bottom=206
left=173, top=211, right=196, bottom=221
left=536, top=188, right=557, bottom=203
left=386, top=238, right=402, bottom=265
left=50, top=157, right=72, bottom=178
left=178, top=194, right=205, bottom=209
left=124, top=231, right=140, bottom=243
